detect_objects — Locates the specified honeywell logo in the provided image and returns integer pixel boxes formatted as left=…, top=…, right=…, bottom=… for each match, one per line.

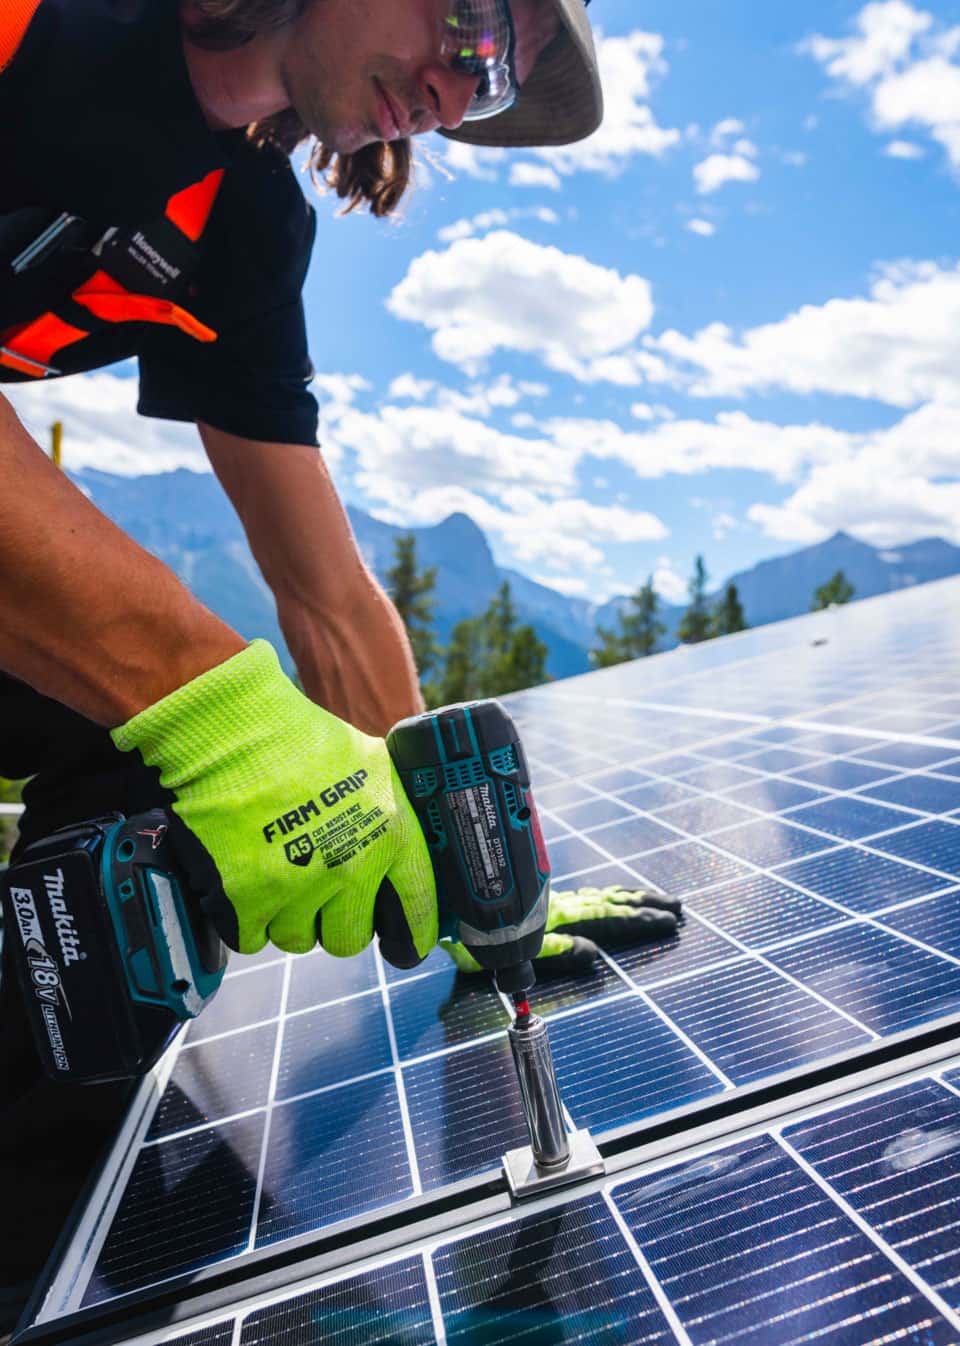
left=44, top=869, right=85, bottom=965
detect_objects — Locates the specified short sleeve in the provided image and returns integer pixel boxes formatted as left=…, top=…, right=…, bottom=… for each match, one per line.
left=136, top=141, right=320, bottom=446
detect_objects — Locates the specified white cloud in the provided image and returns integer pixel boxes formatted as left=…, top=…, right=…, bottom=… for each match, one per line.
left=650, top=259, right=960, bottom=405
left=803, top=1, right=932, bottom=86
left=533, top=574, right=591, bottom=596
left=442, top=140, right=506, bottom=181
left=6, top=371, right=208, bottom=475
left=712, top=118, right=746, bottom=144
left=535, top=31, right=682, bottom=177
left=508, top=163, right=563, bottom=191
left=693, top=152, right=760, bottom=194
left=781, top=151, right=809, bottom=167
left=388, top=230, right=654, bottom=376
left=745, top=396, right=960, bottom=546
left=437, top=206, right=561, bottom=245
left=686, top=218, right=716, bottom=236
left=369, top=482, right=667, bottom=573
left=387, top=373, right=435, bottom=402
left=652, top=559, right=688, bottom=604
left=804, top=2, right=960, bottom=169
left=885, top=137, right=926, bottom=156
left=547, top=411, right=856, bottom=482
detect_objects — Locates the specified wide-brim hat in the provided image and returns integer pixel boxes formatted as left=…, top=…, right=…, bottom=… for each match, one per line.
left=441, top=0, right=603, bottom=148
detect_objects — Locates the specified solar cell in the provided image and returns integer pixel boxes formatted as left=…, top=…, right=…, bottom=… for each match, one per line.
left=778, top=845, right=951, bottom=913
left=871, top=820, right=960, bottom=878
left=708, top=818, right=832, bottom=867
left=434, top=1194, right=675, bottom=1345
left=861, top=771, right=960, bottom=814
left=186, top=960, right=284, bottom=1043
left=767, top=923, right=960, bottom=1035
left=147, top=1021, right=277, bottom=1140
left=783, top=795, right=916, bottom=840
left=549, top=995, right=724, bottom=1131
left=683, top=873, right=842, bottom=949
left=648, top=958, right=871, bottom=1084
left=254, top=1075, right=413, bottom=1248
left=285, top=945, right=379, bottom=1013
left=389, top=964, right=511, bottom=1058
left=722, top=776, right=826, bottom=812
left=879, top=891, right=960, bottom=960
left=402, top=1035, right=529, bottom=1188
left=84, top=1113, right=265, bottom=1305
left=275, top=994, right=392, bottom=1099
left=240, top=1257, right=434, bottom=1345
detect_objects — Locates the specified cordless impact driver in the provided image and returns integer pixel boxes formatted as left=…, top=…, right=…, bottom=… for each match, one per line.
left=2, top=700, right=590, bottom=1185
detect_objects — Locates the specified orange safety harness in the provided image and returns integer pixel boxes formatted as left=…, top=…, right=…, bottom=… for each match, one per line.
left=0, top=0, right=223, bottom=378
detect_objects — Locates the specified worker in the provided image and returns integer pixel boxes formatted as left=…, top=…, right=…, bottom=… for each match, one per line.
left=0, top=0, right=680, bottom=1331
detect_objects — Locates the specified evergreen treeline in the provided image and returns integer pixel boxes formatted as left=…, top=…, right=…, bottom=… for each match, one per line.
left=386, top=535, right=548, bottom=706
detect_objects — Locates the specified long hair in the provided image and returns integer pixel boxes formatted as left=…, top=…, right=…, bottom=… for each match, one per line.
left=185, top=0, right=413, bottom=217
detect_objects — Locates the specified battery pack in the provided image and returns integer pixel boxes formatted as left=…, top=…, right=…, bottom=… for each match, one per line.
left=1, top=813, right=224, bottom=1083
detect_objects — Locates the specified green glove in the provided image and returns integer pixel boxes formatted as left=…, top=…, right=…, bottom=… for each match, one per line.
left=111, top=640, right=437, bottom=959
left=442, top=885, right=681, bottom=977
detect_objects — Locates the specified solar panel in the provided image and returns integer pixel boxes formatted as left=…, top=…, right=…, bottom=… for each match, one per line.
left=23, top=576, right=960, bottom=1342
left=80, top=1059, right=960, bottom=1346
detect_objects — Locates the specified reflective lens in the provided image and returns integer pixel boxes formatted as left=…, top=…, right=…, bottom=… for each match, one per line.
left=441, top=0, right=518, bottom=122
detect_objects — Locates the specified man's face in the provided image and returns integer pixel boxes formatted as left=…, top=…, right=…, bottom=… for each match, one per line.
left=279, top=0, right=560, bottom=153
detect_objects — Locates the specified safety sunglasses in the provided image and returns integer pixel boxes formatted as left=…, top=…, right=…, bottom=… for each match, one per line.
left=442, top=0, right=592, bottom=124
left=441, top=0, right=519, bottom=122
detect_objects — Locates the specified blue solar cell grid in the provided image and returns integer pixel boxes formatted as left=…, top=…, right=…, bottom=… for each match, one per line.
left=142, top=1063, right=960, bottom=1346
left=61, top=578, right=960, bottom=1318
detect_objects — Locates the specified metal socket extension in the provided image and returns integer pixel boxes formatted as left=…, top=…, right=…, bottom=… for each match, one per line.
left=504, top=1012, right=606, bottom=1198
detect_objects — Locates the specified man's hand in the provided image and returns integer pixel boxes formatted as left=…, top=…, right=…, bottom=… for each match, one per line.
left=443, top=885, right=682, bottom=977
left=112, top=640, right=436, bottom=959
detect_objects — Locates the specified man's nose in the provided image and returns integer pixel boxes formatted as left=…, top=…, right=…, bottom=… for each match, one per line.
left=418, top=61, right=479, bottom=131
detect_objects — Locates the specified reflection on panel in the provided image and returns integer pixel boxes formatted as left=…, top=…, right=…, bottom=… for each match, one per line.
left=256, top=1076, right=413, bottom=1247
left=614, top=1126, right=957, bottom=1344
left=785, top=1077, right=960, bottom=1307
left=240, top=1258, right=435, bottom=1346
left=435, top=1194, right=675, bottom=1345
left=84, top=1113, right=264, bottom=1304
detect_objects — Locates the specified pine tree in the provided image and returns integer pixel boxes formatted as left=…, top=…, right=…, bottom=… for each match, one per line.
left=676, top=555, right=712, bottom=644
left=434, top=581, right=549, bottom=702
left=489, top=621, right=549, bottom=696
left=481, top=581, right=548, bottom=696
left=711, top=583, right=748, bottom=636
left=386, top=534, right=439, bottom=685
left=435, top=617, right=484, bottom=705
left=592, top=577, right=665, bottom=666
left=812, top=570, right=855, bottom=611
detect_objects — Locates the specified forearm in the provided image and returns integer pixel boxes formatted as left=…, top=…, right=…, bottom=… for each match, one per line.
left=278, top=570, right=424, bottom=734
left=0, top=397, right=244, bottom=725
left=201, top=425, right=423, bottom=735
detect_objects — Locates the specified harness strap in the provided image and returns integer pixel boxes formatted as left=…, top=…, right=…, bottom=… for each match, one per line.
left=0, top=171, right=225, bottom=377
left=0, top=312, right=86, bottom=376
left=73, top=272, right=218, bottom=342
left=0, top=0, right=42, bottom=73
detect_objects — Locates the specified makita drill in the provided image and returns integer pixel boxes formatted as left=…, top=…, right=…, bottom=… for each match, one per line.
left=1, top=699, right=552, bottom=1084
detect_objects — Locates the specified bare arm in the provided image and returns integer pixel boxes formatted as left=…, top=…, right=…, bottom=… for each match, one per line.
left=0, top=395, right=244, bottom=725
left=199, top=423, right=424, bottom=736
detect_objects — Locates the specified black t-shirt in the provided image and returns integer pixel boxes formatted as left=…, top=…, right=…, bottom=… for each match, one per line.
left=0, top=0, right=319, bottom=444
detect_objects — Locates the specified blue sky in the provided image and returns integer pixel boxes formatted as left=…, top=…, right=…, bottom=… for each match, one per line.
left=10, top=0, right=960, bottom=604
